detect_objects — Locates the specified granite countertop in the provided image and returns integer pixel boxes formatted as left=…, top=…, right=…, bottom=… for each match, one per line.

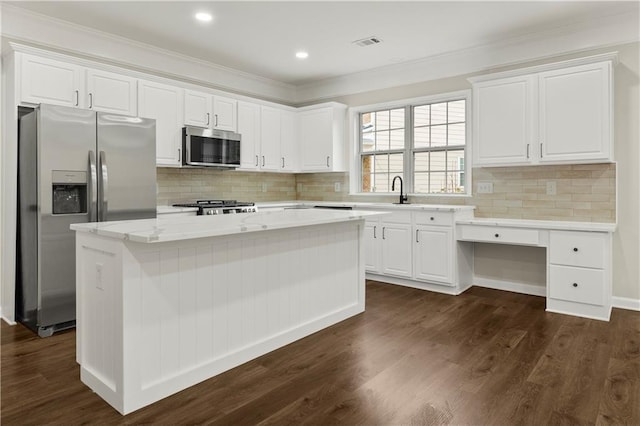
left=71, top=209, right=387, bottom=243
left=456, top=218, right=617, bottom=233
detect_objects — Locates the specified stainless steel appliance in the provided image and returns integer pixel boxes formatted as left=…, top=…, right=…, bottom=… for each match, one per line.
left=182, top=126, right=241, bottom=168
left=172, top=200, right=257, bottom=216
left=17, top=104, right=157, bottom=337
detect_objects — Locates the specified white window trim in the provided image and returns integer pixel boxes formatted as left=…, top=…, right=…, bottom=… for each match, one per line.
left=348, top=90, right=472, bottom=196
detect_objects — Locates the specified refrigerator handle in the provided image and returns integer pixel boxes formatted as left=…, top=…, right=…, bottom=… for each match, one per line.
left=99, top=151, right=109, bottom=221
left=88, top=151, right=98, bottom=222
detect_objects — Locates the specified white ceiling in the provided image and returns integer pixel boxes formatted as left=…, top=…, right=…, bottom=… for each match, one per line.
left=6, top=1, right=640, bottom=86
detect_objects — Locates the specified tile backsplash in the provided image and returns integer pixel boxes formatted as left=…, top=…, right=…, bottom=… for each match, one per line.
left=158, top=163, right=615, bottom=223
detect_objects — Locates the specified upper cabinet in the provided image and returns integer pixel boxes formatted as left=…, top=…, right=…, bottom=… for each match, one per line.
left=85, top=68, right=137, bottom=116
left=298, top=103, right=348, bottom=172
left=212, top=95, right=237, bottom=132
left=183, top=91, right=237, bottom=132
left=237, top=101, right=261, bottom=170
left=138, top=80, right=184, bottom=167
left=19, top=53, right=136, bottom=116
left=470, top=56, right=614, bottom=167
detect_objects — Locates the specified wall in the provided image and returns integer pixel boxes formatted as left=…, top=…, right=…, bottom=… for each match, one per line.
left=157, top=168, right=297, bottom=205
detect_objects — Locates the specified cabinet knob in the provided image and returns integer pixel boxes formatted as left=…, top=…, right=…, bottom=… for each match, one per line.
left=572, top=283, right=578, bottom=288
left=430, top=217, right=434, bottom=221
left=494, top=233, right=499, bottom=238
left=573, top=247, right=579, bottom=252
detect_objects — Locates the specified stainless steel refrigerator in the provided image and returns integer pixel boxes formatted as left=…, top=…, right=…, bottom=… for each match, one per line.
left=17, top=104, right=157, bottom=337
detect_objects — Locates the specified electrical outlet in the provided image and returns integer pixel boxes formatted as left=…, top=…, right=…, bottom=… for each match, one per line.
left=261, top=182, right=267, bottom=193
left=334, top=182, right=341, bottom=192
left=546, top=181, right=557, bottom=195
left=477, top=182, right=493, bottom=194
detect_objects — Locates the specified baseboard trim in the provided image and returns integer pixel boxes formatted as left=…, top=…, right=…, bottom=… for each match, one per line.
left=612, top=296, right=640, bottom=311
left=473, top=278, right=546, bottom=298
left=1, top=308, right=17, bottom=326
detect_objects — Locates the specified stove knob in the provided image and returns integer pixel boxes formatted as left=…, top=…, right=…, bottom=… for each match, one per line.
left=206, top=210, right=214, bottom=215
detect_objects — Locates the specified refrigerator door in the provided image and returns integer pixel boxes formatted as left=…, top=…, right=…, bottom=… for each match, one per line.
left=38, top=105, right=96, bottom=330
left=97, top=113, right=156, bottom=221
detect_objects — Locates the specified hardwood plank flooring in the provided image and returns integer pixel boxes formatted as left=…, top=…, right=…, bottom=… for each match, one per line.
left=2, top=280, right=639, bottom=425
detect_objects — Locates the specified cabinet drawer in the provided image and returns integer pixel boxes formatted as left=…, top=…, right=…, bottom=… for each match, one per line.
left=414, top=211, right=453, bottom=227
left=457, top=225, right=540, bottom=246
left=549, top=265, right=605, bottom=306
left=381, top=211, right=412, bottom=224
left=549, top=231, right=606, bottom=269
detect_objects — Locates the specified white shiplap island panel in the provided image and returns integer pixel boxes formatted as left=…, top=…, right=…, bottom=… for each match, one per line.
left=72, top=210, right=383, bottom=414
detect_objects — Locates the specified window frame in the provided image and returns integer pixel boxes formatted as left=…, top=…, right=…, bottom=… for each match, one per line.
left=349, top=90, right=472, bottom=196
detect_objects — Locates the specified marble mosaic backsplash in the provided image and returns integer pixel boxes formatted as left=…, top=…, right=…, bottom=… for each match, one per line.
left=158, top=163, right=615, bottom=223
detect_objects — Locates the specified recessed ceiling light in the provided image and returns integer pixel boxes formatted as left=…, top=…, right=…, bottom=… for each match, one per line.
left=296, top=51, right=309, bottom=59
left=195, top=12, right=212, bottom=22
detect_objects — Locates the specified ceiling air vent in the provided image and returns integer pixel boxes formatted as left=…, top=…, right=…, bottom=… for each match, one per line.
left=352, top=36, right=382, bottom=47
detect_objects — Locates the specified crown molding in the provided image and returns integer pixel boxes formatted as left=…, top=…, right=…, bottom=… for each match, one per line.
left=0, top=4, right=297, bottom=103
left=294, top=9, right=639, bottom=103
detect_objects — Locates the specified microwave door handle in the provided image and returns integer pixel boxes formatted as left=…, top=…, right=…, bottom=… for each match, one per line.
left=88, top=151, right=98, bottom=222
left=99, top=151, right=108, bottom=222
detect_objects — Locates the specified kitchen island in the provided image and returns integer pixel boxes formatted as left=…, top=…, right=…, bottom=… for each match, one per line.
left=71, top=209, right=383, bottom=415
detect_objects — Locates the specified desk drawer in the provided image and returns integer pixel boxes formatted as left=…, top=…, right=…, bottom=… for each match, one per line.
left=549, top=231, right=606, bottom=269
left=549, top=264, right=605, bottom=306
left=414, top=211, right=453, bottom=227
left=457, top=225, right=540, bottom=246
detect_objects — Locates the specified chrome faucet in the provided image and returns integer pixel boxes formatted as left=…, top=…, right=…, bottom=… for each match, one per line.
left=391, top=175, right=408, bottom=204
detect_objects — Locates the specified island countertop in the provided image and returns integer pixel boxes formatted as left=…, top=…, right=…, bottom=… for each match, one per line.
left=70, top=209, right=386, bottom=243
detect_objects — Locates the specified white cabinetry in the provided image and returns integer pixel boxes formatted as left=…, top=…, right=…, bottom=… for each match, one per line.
left=19, top=54, right=83, bottom=107
left=364, top=212, right=412, bottom=278
left=237, top=101, right=261, bottom=170
left=184, top=89, right=212, bottom=128
left=364, top=221, right=381, bottom=273
left=138, top=80, right=184, bottom=167
left=85, top=68, right=137, bottom=116
left=280, top=110, right=298, bottom=172
left=547, top=230, right=611, bottom=320
left=212, top=95, right=237, bottom=132
left=414, top=212, right=454, bottom=285
left=470, top=56, right=614, bottom=166
left=259, top=106, right=298, bottom=172
left=19, top=54, right=137, bottom=115
left=298, top=103, right=347, bottom=171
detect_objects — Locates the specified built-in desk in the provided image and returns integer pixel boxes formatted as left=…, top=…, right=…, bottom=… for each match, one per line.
left=456, top=218, right=617, bottom=321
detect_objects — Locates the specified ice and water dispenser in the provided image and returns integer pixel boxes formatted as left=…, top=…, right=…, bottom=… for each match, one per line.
left=51, top=171, right=87, bottom=215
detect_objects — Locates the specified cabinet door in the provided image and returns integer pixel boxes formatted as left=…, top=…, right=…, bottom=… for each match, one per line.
left=260, top=106, right=281, bottom=171
left=138, top=80, right=184, bottom=167
left=237, top=101, right=261, bottom=170
left=20, top=54, right=82, bottom=107
left=299, top=108, right=333, bottom=170
left=473, top=75, right=534, bottom=166
left=414, top=226, right=453, bottom=285
left=280, top=110, right=298, bottom=171
left=381, top=223, right=412, bottom=278
left=212, top=95, right=237, bottom=131
left=538, top=62, right=611, bottom=163
left=86, top=68, right=137, bottom=116
left=364, top=220, right=381, bottom=273
left=184, top=89, right=212, bottom=128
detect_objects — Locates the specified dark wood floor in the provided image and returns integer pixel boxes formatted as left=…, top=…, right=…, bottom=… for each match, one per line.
left=2, top=281, right=639, bottom=425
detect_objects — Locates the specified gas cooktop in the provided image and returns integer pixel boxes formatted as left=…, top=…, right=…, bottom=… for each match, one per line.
left=172, top=200, right=257, bottom=216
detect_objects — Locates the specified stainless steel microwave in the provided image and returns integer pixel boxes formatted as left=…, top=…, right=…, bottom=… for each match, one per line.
left=182, top=126, right=241, bottom=168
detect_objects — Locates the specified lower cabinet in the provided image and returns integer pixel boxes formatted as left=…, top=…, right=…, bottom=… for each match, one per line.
left=364, top=221, right=381, bottom=273
left=414, top=226, right=453, bottom=285
left=380, top=222, right=412, bottom=278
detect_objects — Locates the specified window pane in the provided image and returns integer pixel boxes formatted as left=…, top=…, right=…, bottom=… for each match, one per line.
left=430, top=151, right=447, bottom=171
left=414, top=172, right=429, bottom=193
left=414, top=152, right=429, bottom=173
left=390, top=129, right=404, bottom=150
left=431, top=102, right=447, bottom=125
left=376, top=110, right=390, bottom=131
left=390, top=108, right=404, bottom=129
left=375, top=130, right=390, bottom=151
left=431, top=125, right=447, bottom=147
left=389, top=153, right=404, bottom=173
left=448, top=100, right=465, bottom=123
left=429, top=172, right=448, bottom=193
left=414, top=126, right=429, bottom=148
left=448, top=123, right=465, bottom=146
left=361, top=155, right=374, bottom=192
left=373, top=173, right=390, bottom=192
left=447, top=150, right=465, bottom=172
left=374, top=154, right=388, bottom=172
left=414, top=105, right=430, bottom=127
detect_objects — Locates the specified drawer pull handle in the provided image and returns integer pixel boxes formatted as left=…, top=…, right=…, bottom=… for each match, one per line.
left=430, top=217, right=434, bottom=221
left=573, top=247, right=579, bottom=252
left=494, top=233, right=500, bottom=238
left=573, top=283, right=578, bottom=288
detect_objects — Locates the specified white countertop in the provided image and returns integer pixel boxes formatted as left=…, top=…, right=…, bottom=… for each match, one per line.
left=456, top=218, right=617, bottom=233
left=71, top=209, right=387, bottom=243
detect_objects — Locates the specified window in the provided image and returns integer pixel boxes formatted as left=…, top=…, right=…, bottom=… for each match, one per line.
left=357, top=92, right=469, bottom=195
